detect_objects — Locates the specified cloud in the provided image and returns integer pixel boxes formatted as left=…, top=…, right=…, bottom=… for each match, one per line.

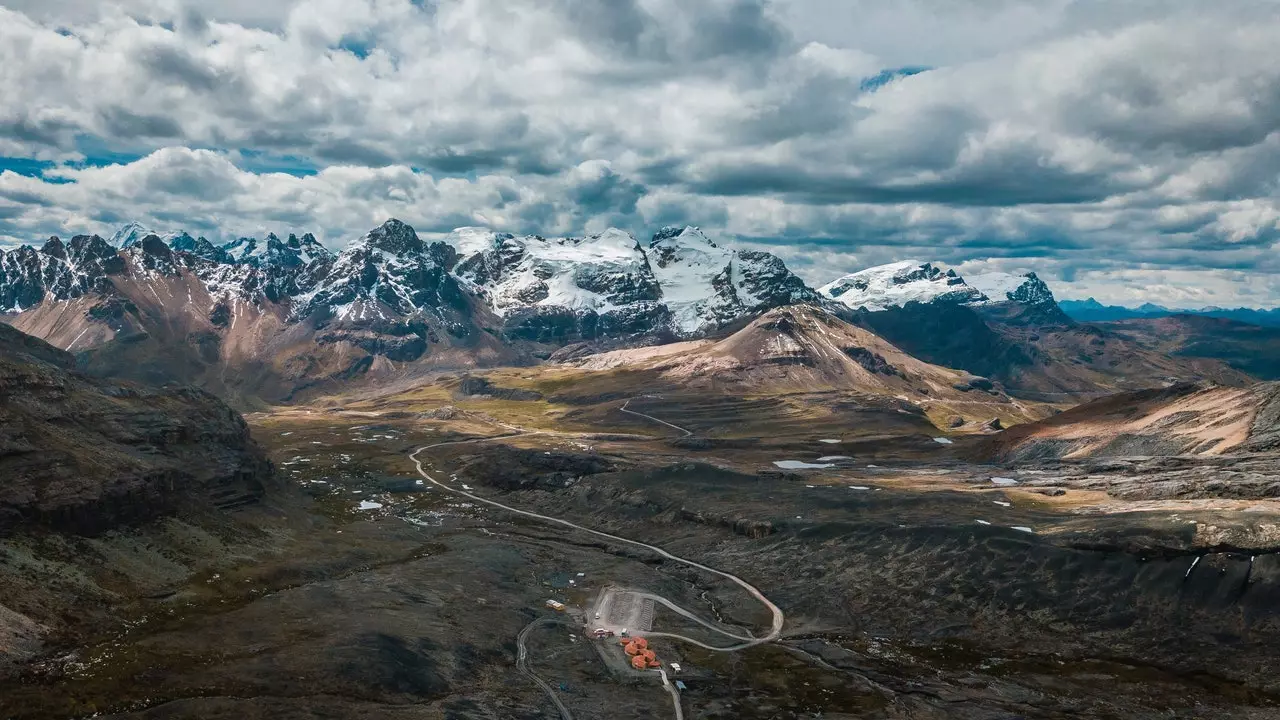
left=0, top=1, right=1276, bottom=306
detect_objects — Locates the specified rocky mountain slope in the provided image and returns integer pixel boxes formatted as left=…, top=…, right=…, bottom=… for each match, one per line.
left=827, top=265, right=1255, bottom=401
left=0, top=321, right=279, bottom=681
left=979, top=381, right=1280, bottom=462
left=0, top=323, right=272, bottom=536
left=1087, top=314, right=1280, bottom=380
left=450, top=225, right=820, bottom=344
left=567, top=304, right=1046, bottom=427
left=0, top=221, right=515, bottom=403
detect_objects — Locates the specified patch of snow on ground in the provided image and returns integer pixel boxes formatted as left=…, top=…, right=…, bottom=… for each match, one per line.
left=358, top=500, right=383, bottom=510
left=774, top=460, right=836, bottom=470
left=994, top=501, right=1012, bottom=507
left=849, top=486, right=871, bottom=490
left=819, top=439, right=841, bottom=444
left=976, top=520, right=992, bottom=525
left=933, top=437, right=954, bottom=445
left=991, top=477, right=1019, bottom=486
left=1012, top=526, right=1034, bottom=533
left=817, top=455, right=852, bottom=461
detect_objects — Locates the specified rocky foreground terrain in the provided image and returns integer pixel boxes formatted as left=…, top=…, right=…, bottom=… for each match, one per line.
left=0, top=323, right=272, bottom=678
left=2, top=358, right=1277, bottom=719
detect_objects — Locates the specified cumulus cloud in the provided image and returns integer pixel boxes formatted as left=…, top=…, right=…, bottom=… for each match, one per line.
left=0, top=0, right=1277, bottom=306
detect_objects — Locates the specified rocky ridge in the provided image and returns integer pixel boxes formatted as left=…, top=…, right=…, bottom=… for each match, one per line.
left=819, top=260, right=1059, bottom=313
left=450, top=225, right=822, bottom=343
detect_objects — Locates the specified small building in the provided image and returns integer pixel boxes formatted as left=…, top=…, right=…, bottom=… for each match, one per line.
left=670, top=662, right=682, bottom=673
left=591, top=628, right=614, bottom=638
left=675, top=680, right=687, bottom=691
left=545, top=599, right=566, bottom=611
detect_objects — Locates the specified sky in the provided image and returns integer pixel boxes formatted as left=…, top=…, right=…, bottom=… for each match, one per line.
left=0, top=0, right=1278, bottom=308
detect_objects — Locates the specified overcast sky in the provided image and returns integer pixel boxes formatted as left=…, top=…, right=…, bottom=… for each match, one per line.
left=1, top=0, right=1278, bottom=307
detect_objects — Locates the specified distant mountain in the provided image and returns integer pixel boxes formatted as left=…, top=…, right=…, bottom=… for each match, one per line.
left=819, top=259, right=1076, bottom=339
left=1060, top=298, right=1280, bottom=327
left=826, top=266, right=1253, bottom=401
left=1099, top=314, right=1280, bottom=381
left=0, top=220, right=815, bottom=402
left=2, top=223, right=1269, bottom=405
left=0, top=220, right=513, bottom=403
left=451, top=225, right=821, bottom=344
left=820, top=260, right=1064, bottom=319
left=564, top=304, right=1046, bottom=427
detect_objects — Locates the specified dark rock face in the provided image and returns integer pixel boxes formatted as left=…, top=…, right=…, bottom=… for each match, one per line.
left=0, top=235, right=125, bottom=311
left=297, top=223, right=468, bottom=319
left=0, top=324, right=272, bottom=536
left=842, top=346, right=900, bottom=376
left=458, top=446, right=615, bottom=491
left=455, top=375, right=544, bottom=401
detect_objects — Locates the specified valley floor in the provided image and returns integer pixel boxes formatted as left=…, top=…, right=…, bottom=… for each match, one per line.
left=4, top=388, right=1280, bottom=719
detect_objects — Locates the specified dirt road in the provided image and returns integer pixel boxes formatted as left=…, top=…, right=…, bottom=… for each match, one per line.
left=408, top=412, right=784, bottom=720
left=516, top=618, right=574, bottom=720
left=409, top=438, right=784, bottom=647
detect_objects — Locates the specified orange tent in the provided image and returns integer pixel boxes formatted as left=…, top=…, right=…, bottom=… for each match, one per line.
left=631, top=655, right=648, bottom=670
left=624, top=642, right=641, bottom=656
left=632, top=637, right=649, bottom=649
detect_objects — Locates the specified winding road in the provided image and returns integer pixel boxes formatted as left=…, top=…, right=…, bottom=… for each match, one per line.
left=407, top=411, right=786, bottom=718
left=516, top=617, right=574, bottom=720
left=409, top=438, right=784, bottom=645
left=620, top=398, right=694, bottom=438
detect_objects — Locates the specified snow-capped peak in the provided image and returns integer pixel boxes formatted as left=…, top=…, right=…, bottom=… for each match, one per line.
left=447, top=227, right=507, bottom=258
left=447, top=223, right=818, bottom=339
left=359, top=218, right=424, bottom=255
left=820, top=261, right=982, bottom=311
left=967, top=271, right=1056, bottom=307
left=108, top=222, right=186, bottom=249
left=820, top=261, right=1059, bottom=312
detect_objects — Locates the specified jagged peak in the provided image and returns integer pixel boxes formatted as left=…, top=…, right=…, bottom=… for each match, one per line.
left=40, top=236, right=67, bottom=259
left=821, top=260, right=1061, bottom=313
left=358, top=218, right=423, bottom=255
left=650, top=225, right=718, bottom=250
left=108, top=221, right=152, bottom=248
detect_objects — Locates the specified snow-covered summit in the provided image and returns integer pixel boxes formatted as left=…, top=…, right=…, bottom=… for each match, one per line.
left=108, top=222, right=186, bottom=249
left=295, top=219, right=465, bottom=321
left=820, top=261, right=983, bottom=311
left=448, top=225, right=818, bottom=339
left=451, top=226, right=657, bottom=317
left=820, top=261, right=1057, bottom=312
left=967, top=271, right=1056, bottom=307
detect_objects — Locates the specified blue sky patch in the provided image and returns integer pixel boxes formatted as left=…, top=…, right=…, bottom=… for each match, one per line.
left=860, top=66, right=931, bottom=92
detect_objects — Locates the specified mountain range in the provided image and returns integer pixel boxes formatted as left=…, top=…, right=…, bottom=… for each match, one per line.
left=0, top=220, right=1271, bottom=404
left=1060, top=298, right=1280, bottom=327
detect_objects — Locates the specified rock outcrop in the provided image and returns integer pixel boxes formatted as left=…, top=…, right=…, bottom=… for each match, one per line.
left=0, top=323, right=272, bottom=536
